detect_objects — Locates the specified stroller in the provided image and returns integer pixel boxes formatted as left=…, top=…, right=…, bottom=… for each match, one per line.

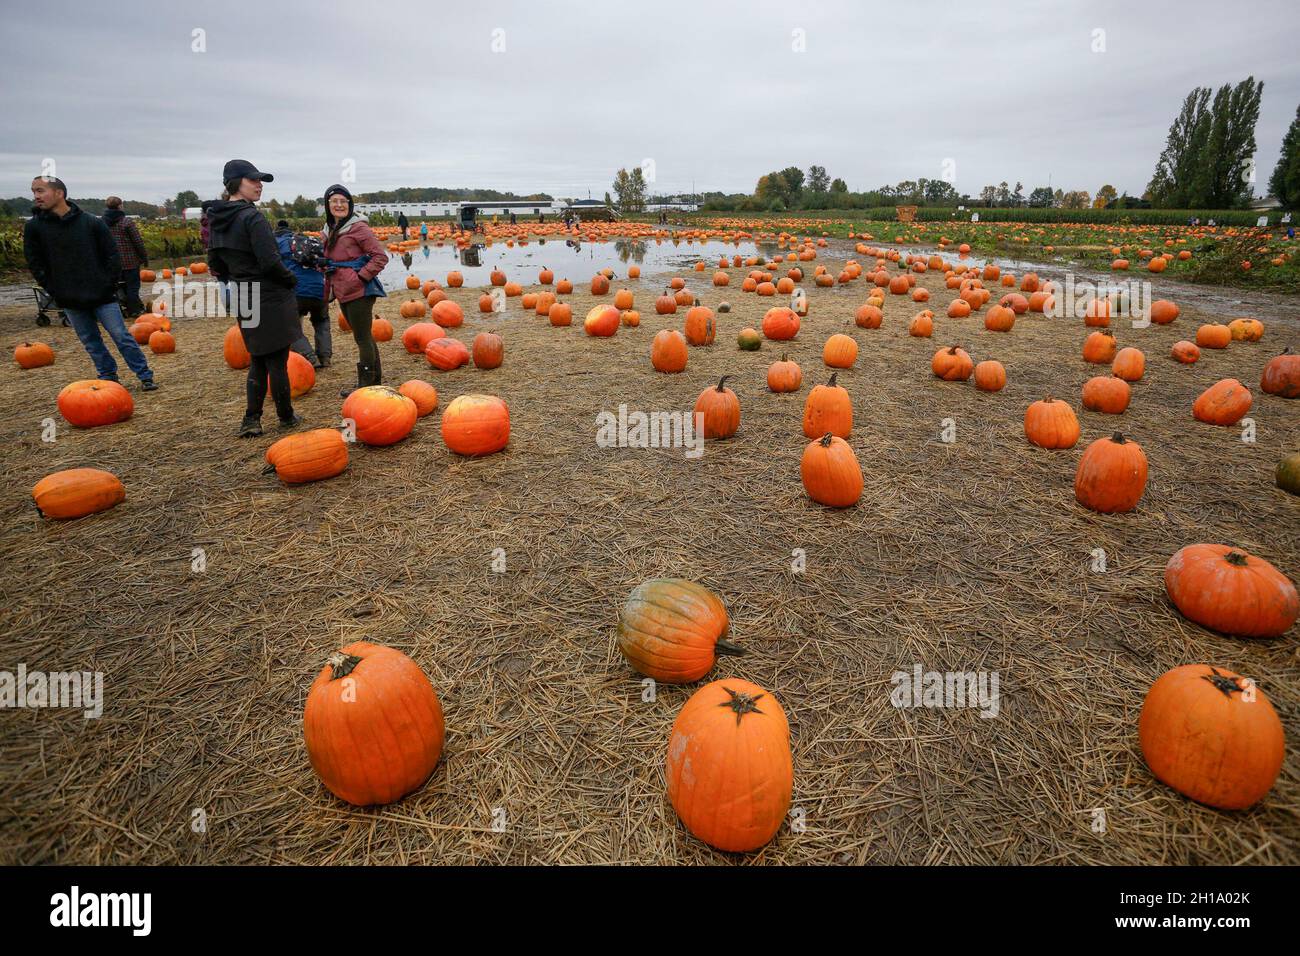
left=33, top=286, right=69, bottom=327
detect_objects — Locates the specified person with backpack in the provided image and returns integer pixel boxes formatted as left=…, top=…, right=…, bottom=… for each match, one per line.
left=207, top=159, right=302, bottom=437
left=24, top=175, right=157, bottom=390
left=397, top=211, right=409, bottom=240
left=273, top=220, right=331, bottom=369
left=102, top=196, right=148, bottom=317
left=321, top=184, right=388, bottom=396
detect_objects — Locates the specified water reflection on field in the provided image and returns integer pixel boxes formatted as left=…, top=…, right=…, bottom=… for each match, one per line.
left=376, top=238, right=777, bottom=290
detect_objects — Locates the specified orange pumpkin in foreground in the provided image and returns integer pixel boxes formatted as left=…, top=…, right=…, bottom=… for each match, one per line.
left=341, top=386, right=417, bottom=446
left=441, top=393, right=510, bottom=456
left=616, top=578, right=742, bottom=683
left=15, top=342, right=54, bottom=369
left=57, top=379, right=134, bottom=428
left=1139, top=664, right=1284, bottom=810
left=1192, top=379, right=1252, bottom=426
left=694, top=376, right=740, bottom=439
left=666, top=678, right=793, bottom=852
left=32, top=467, right=125, bottom=519
left=1024, top=397, right=1080, bottom=449
left=1074, top=432, right=1147, bottom=513
left=1164, top=544, right=1298, bottom=639
left=304, top=642, right=445, bottom=806
left=801, top=433, right=863, bottom=507
left=263, top=429, right=348, bottom=484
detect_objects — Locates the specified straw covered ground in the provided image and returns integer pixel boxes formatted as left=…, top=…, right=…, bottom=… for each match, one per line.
left=1, top=239, right=1297, bottom=865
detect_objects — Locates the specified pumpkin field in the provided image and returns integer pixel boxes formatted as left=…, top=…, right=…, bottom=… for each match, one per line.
left=2, top=227, right=1299, bottom=866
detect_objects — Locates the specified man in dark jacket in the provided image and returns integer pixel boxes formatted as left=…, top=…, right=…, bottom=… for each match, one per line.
left=102, top=196, right=148, bottom=317
left=274, top=220, right=331, bottom=368
left=397, top=211, right=409, bottom=240
left=24, top=176, right=156, bottom=390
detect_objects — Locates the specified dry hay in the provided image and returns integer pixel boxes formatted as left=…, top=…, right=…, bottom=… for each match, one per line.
left=0, top=242, right=1297, bottom=865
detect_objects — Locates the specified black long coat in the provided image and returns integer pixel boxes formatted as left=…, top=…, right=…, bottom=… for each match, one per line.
left=207, top=200, right=300, bottom=355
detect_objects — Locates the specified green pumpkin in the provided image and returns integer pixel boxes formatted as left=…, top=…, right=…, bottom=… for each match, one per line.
left=1277, top=452, right=1300, bottom=496
left=737, top=328, right=762, bottom=351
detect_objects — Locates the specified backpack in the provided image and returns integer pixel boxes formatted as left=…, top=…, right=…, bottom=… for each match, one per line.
left=288, top=233, right=325, bottom=268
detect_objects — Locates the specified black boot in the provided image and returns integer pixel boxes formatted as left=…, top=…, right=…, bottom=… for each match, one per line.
left=318, top=354, right=332, bottom=369
left=340, top=363, right=373, bottom=398
left=238, top=414, right=263, bottom=438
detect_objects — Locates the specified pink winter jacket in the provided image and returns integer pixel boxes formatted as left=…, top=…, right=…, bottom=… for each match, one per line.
left=323, top=215, right=388, bottom=304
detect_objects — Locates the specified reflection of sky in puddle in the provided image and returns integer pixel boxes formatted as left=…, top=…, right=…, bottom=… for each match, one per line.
left=377, top=239, right=779, bottom=290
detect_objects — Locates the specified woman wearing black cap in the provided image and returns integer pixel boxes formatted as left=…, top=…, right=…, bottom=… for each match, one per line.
left=207, top=160, right=303, bottom=436
left=321, top=184, right=388, bottom=396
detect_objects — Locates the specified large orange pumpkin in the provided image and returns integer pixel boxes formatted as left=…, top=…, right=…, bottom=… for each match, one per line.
left=398, top=380, right=438, bottom=417
left=1074, top=432, right=1147, bottom=513
left=425, top=337, right=470, bottom=371
left=32, top=467, right=125, bottom=519
left=973, top=360, right=1006, bottom=392
left=616, top=579, right=742, bottom=683
left=694, top=376, right=740, bottom=439
left=223, top=325, right=251, bottom=369
left=1165, top=544, right=1298, bottom=638
left=666, top=678, right=793, bottom=853
left=822, top=333, right=858, bottom=369
left=401, top=321, right=444, bottom=354
left=584, top=305, right=620, bottom=337
left=441, top=393, right=510, bottom=456
left=472, top=332, right=504, bottom=370
left=1139, top=664, right=1284, bottom=810
left=932, top=346, right=973, bottom=381
left=1024, top=397, right=1080, bottom=449
left=802, top=372, right=851, bottom=439
left=263, top=429, right=348, bottom=483
left=651, top=329, right=688, bottom=373
left=303, top=642, right=445, bottom=806
left=1192, top=379, right=1252, bottom=426
left=767, top=355, right=802, bottom=392
left=15, top=342, right=54, bottom=369
left=801, top=433, right=863, bottom=507
left=685, top=306, right=717, bottom=346
left=57, top=379, right=135, bottom=428
left=1260, top=347, right=1300, bottom=398
left=341, top=386, right=417, bottom=446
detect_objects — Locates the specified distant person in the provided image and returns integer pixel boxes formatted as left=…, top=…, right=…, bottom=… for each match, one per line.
left=510, top=212, right=516, bottom=225
left=397, top=211, right=409, bottom=239
left=274, top=219, right=331, bottom=369
left=23, top=175, right=157, bottom=390
left=538, top=211, right=544, bottom=223
left=401, top=251, right=413, bottom=269
left=321, top=184, right=389, bottom=396
left=207, top=159, right=302, bottom=437
left=102, top=196, right=148, bottom=317
left=201, top=200, right=216, bottom=248
left=420, top=220, right=428, bottom=241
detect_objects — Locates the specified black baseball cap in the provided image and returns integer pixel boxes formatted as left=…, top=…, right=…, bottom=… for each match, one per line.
left=222, top=159, right=274, bottom=183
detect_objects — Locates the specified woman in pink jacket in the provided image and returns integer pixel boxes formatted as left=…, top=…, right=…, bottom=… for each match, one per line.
left=321, top=184, right=389, bottom=396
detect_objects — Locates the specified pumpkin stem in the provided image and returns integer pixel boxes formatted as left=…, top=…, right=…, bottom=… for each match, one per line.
left=718, top=686, right=766, bottom=726
left=827, top=371, right=838, bottom=388
left=820, top=432, right=835, bottom=447
left=716, top=375, right=730, bottom=392
left=327, top=652, right=363, bottom=680
left=715, top=638, right=746, bottom=658
left=1111, top=432, right=1126, bottom=444
left=1202, top=669, right=1243, bottom=698
left=1223, top=551, right=1249, bottom=567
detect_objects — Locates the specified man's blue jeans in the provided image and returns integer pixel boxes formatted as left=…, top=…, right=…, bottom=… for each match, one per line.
left=64, top=301, right=154, bottom=383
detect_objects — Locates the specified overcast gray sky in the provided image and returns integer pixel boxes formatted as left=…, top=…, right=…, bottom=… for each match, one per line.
left=2, top=0, right=1297, bottom=204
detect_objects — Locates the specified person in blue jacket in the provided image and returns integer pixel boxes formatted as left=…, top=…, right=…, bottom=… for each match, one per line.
left=274, top=220, right=331, bottom=368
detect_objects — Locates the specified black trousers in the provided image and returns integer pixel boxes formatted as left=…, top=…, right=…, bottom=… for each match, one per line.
left=246, top=346, right=294, bottom=420
left=120, top=268, right=144, bottom=316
